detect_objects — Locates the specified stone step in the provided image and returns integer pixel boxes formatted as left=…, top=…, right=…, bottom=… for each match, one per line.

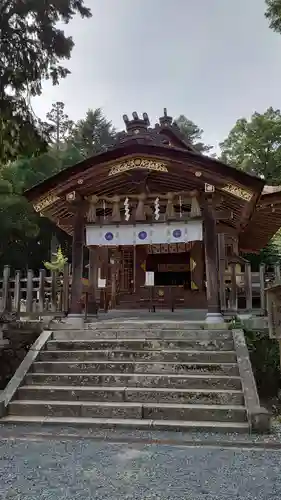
left=52, top=329, right=233, bottom=341
left=25, top=372, right=242, bottom=390
left=17, top=385, right=244, bottom=405
left=0, top=415, right=250, bottom=433
left=8, top=400, right=247, bottom=422
left=69, top=322, right=210, bottom=331
left=39, top=349, right=237, bottom=364
left=32, top=360, right=239, bottom=376
left=46, top=338, right=235, bottom=352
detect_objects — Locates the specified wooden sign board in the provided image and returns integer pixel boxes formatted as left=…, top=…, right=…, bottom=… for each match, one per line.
left=145, top=272, right=154, bottom=287
left=147, top=243, right=194, bottom=254
left=158, top=263, right=190, bottom=273
left=266, top=284, right=281, bottom=339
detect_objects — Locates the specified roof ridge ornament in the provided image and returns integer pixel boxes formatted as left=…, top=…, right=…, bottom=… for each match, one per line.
left=123, top=112, right=150, bottom=134
left=159, top=108, right=173, bottom=127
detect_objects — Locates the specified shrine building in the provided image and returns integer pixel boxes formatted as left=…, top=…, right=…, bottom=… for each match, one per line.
left=24, top=110, right=281, bottom=323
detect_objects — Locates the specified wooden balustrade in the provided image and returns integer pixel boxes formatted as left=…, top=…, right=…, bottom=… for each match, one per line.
left=0, top=262, right=280, bottom=317
left=0, top=266, right=71, bottom=317
left=223, top=262, right=278, bottom=314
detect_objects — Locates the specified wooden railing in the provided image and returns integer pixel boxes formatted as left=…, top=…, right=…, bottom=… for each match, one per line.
left=0, top=265, right=71, bottom=317
left=222, top=263, right=280, bottom=314
left=0, top=262, right=280, bottom=316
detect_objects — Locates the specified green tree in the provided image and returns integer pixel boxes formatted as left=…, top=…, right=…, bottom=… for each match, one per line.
left=0, top=171, right=40, bottom=270
left=243, top=236, right=281, bottom=270
left=46, top=102, right=74, bottom=149
left=0, top=0, right=91, bottom=163
left=173, top=115, right=212, bottom=153
left=220, top=107, right=281, bottom=184
left=265, top=0, right=281, bottom=33
left=69, top=108, right=116, bottom=158
left=0, top=145, right=85, bottom=271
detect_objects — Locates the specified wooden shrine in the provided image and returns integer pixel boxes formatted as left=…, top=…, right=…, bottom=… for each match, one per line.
left=19, top=109, right=281, bottom=321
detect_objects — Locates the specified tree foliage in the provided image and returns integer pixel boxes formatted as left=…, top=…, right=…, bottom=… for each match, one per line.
left=44, top=247, right=68, bottom=273
left=69, top=108, right=116, bottom=158
left=0, top=103, right=116, bottom=271
left=0, top=148, right=77, bottom=272
left=0, top=0, right=92, bottom=163
left=220, top=107, right=281, bottom=184
left=265, top=0, right=281, bottom=34
left=173, top=115, right=212, bottom=153
left=46, top=102, right=74, bottom=148
left=243, top=235, right=281, bottom=270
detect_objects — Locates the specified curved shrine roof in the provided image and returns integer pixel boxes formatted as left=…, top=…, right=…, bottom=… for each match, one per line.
left=23, top=109, right=281, bottom=250
left=240, top=186, right=281, bottom=252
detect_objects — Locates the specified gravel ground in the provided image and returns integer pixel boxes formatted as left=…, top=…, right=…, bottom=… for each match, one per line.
left=1, top=428, right=281, bottom=499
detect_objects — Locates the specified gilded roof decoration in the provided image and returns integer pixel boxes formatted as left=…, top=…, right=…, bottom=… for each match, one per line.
left=108, top=157, right=169, bottom=176
left=222, top=184, right=252, bottom=202
left=33, top=194, right=60, bottom=212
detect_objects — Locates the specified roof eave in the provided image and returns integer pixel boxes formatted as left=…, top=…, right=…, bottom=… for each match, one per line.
left=24, top=143, right=265, bottom=202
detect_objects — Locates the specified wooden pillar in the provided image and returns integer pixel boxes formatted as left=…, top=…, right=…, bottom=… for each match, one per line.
left=260, top=264, right=266, bottom=314
left=217, top=234, right=226, bottom=311
left=202, top=194, right=223, bottom=321
left=245, top=262, right=253, bottom=313
left=274, top=264, right=281, bottom=283
left=14, top=270, right=21, bottom=315
left=110, top=249, right=118, bottom=309
left=38, top=269, right=46, bottom=313
left=62, top=264, right=70, bottom=314
left=88, top=246, right=98, bottom=315
left=229, top=263, right=238, bottom=312
left=69, top=203, right=85, bottom=315
left=51, top=271, right=57, bottom=312
left=99, top=248, right=108, bottom=311
left=26, top=269, right=34, bottom=314
left=2, top=265, right=10, bottom=312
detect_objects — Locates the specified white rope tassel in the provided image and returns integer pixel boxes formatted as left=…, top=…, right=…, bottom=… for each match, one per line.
left=179, top=196, right=182, bottom=218
left=154, top=197, right=160, bottom=220
left=124, top=197, right=130, bottom=221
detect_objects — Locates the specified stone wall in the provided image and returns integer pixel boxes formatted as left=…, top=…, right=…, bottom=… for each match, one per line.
left=0, top=322, right=43, bottom=390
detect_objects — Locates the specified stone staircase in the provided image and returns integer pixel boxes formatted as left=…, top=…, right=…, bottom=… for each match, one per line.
left=1, top=321, right=250, bottom=432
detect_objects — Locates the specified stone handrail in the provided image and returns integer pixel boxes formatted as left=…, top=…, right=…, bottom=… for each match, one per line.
left=0, top=330, right=53, bottom=417
left=232, top=328, right=270, bottom=433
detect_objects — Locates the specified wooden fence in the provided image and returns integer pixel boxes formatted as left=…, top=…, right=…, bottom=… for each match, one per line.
left=0, top=264, right=71, bottom=317
left=0, top=262, right=280, bottom=317
left=221, top=263, right=280, bottom=315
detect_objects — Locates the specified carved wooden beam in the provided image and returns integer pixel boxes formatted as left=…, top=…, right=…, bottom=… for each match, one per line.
left=88, top=190, right=199, bottom=204
left=165, top=192, right=175, bottom=219
left=135, top=193, right=147, bottom=221
left=65, top=190, right=88, bottom=216
left=190, top=197, right=201, bottom=217
left=111, top=195, right=121, bottom=222
left=87, top=195, right=99, bottom=223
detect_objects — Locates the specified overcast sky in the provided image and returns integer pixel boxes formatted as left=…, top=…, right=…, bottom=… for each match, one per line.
left=32, top=0, right=281, bottom=149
